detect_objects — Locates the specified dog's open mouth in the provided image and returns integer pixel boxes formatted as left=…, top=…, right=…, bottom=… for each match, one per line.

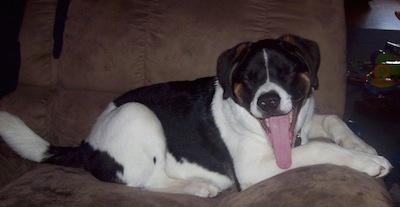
left=259, top=109, right=297, bottom=169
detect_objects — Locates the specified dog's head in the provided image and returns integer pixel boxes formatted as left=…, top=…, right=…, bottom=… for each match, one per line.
left=217, top=34, right=320, bottom=169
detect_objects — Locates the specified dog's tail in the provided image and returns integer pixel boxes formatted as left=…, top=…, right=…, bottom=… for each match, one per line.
left=0, top=111, right=82, bottom=167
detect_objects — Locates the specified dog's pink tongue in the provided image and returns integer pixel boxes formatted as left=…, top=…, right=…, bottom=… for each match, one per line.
left=267, top=115, right=292, bottom=169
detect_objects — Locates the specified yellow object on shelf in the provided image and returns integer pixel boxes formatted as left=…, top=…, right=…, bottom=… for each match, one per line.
left=373, top=64, right=391, bottom=78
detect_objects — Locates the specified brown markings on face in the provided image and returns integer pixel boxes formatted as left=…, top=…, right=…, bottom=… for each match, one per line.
left=227, top=43, right=249, bottom=95
left=281, top=35, right=297, bottom=45
left=228, top=63, right=238, bottom=90
left=235, top=43, right=248, bottom=58
left=297, top=72, right=312, bottom=106
left=233, top=83, right=246, bottom=107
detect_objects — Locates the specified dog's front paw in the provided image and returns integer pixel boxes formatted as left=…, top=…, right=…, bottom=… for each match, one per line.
left=184, top=181, right=221, bottom=198
left=356, top=153, right=393, bottom=178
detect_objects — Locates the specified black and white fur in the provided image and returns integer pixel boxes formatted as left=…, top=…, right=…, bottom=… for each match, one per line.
left=0, top=35, right=392, bottom=197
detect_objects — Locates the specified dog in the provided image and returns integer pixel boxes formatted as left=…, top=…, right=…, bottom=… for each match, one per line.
left=0, top=35, right=392, bottom=197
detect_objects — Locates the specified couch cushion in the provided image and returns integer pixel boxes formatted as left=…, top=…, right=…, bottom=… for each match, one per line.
left=18, top=0, right=58, bottom=86
left=58, top=0, right=149, bottom=93
left=0, top=164, right=219, bottom=207
left=0, top=164, right=392, bottom=207
left=58, top=0, right=347, bottom=116
left=220, top=164, right=393, bottom=207
left=144, top=0, right=257, bottom=84
left=0, top=142, right=37, bottom=188
left=52, top=89, right=118, bottom=146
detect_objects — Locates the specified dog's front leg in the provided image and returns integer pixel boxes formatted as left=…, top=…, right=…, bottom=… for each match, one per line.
left=301, top=114, right=377, bottom=154
left=238, top=141, right=392, bottom=190
left=291, top=142, right=392, bottom=178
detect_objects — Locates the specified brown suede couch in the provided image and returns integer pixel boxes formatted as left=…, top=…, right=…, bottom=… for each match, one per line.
left=0, top=0, right=393, bottom=206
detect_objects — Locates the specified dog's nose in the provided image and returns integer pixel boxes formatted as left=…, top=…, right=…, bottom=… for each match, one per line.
left=257, top=92, right=280, bottom=111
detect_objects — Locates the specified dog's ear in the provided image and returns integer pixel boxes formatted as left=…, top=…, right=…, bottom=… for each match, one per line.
left=279, top=35, right=320, bottom=89
left=217, top=42, right=252, bottom=99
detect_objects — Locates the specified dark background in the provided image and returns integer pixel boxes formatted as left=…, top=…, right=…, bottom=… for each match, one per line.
left=0, top=0, right=26, bottom=99
left=345, top=0, right=400, bottom=198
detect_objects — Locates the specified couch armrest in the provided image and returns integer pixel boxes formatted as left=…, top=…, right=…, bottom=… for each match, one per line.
left=219, top=164, right=393, bottom=207
left=0, top=164, right=392, bottom=206
left=0, top=141, right=37, bottom=188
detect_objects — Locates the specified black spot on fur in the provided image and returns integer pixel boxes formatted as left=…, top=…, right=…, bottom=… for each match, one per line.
left=80, top=142, right=125, bottom=184
left=43, top=146, right=82, bottom=167
left=42, top=142, right=125, bottom=184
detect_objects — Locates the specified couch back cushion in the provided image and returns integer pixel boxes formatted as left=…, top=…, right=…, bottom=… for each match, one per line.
left=18, top=0, right=58, bottom=86
left=58, top=0, right=346, bottom=115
